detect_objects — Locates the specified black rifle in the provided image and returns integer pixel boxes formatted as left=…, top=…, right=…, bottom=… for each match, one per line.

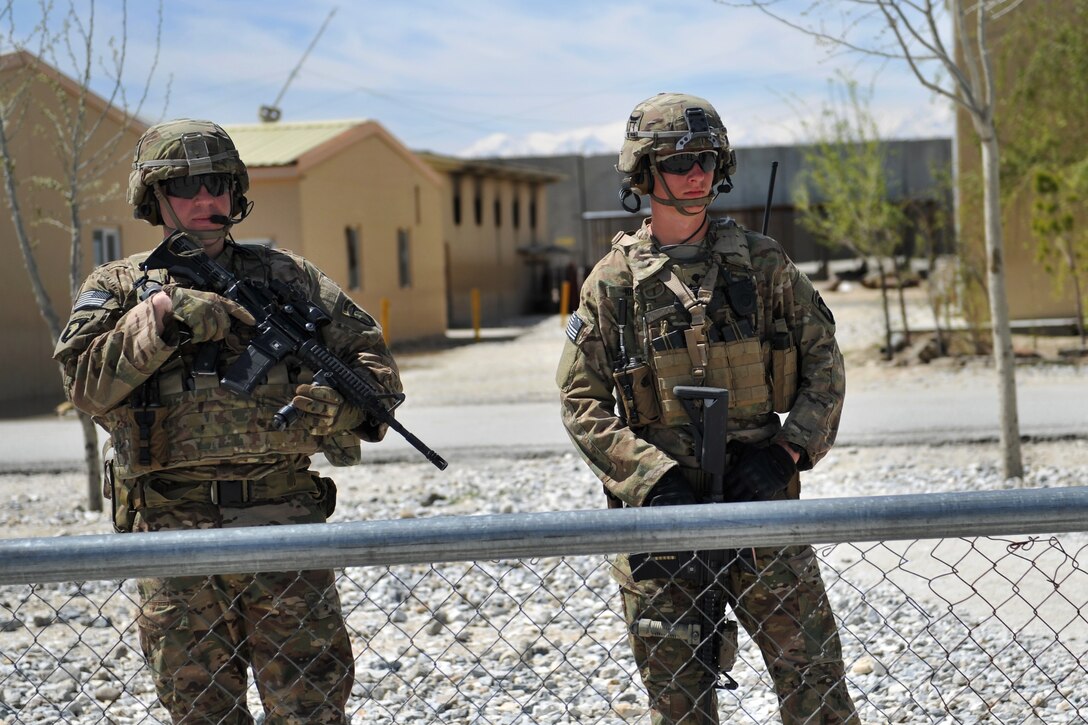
left=761, top=160, right=779, bottom=236
left=630, top=386, right=738, bottom=692
left=141, top=231, right=448, bottom=470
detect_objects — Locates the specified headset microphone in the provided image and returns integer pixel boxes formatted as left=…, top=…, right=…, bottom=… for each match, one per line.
left=209, top=214, right=231, bottom=225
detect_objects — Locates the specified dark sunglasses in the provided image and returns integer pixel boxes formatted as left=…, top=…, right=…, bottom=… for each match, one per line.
left=162, top=173, right=232, bottom=199
left=657, top=151, right=718, bottom=175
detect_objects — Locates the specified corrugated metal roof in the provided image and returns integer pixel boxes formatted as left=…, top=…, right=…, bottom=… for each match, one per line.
left=223, top=119, right=367, bottom=167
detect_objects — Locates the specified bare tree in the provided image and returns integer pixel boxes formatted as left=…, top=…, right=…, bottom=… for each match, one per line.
left=717, top=0, right=1025, bottom=478
left=1, top=0, right=163, bottom=510
left=907, top=164, right=957, bottom=357
left=793, top=77, right=906, bottom=360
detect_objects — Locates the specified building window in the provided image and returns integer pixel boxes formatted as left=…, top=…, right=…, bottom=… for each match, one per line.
left=452, top=175, right=462, bottom=226
left=92, top=227, right=121, bottom=266
left=493, top=193, right=502, bottom=228
left=397, top=228, right=412, bottom=288
left=345, top=226, right=362, bottom=290
left=473, top=178, right=483, bottom=226
left=529, top=185, right=539, bottom=230
left=414, top=185, right=422, bottom=226
left=512, top=187, right=521, bottom=229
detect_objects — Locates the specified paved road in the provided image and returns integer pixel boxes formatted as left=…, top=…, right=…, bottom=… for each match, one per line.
left=4, top=382, right=1086, bottom=472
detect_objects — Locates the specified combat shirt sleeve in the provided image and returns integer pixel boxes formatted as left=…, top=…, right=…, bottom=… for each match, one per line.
left=305, top=260, right=403, bottom=442
left=772, top=260, right=845, bottom=469
left=53, top=265, right=178, bottom=417
left=556, top=264, right=679, bottom=507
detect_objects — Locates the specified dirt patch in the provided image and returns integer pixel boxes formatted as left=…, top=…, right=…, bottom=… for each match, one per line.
left=820, top=280, right=1088, bottom=390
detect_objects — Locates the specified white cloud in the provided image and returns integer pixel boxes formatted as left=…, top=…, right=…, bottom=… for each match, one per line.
left=457, top=121, right=626, bottom=158
left=17, top=0, right=957, bottom=155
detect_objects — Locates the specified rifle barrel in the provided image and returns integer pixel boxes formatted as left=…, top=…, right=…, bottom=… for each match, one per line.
left=761, top=161, right=779, bottom=236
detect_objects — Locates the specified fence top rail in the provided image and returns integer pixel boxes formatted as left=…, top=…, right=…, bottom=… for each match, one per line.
left=2, top=486, right=1086, bottom=585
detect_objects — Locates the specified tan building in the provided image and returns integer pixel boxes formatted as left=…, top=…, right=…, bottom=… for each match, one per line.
left=956, top=0, right=1084, bottom=321
left=417, top=153, right=563, bottom=327
left=225, top=120, right=447, bottom=342
left=0, top=51, right=149, bottom=414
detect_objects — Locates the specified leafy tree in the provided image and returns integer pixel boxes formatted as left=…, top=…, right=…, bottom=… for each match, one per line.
left=793, top=78, right=906, bottom=360
left=1000, top=1, right=1088, bottom=344
left=716, top=0, right=1026, bottom=478
left=905, top=164, right=956, bottom=356
left=1031, top=165, right=1088, bottom=345
left=1, top=0, right=162, bottom=510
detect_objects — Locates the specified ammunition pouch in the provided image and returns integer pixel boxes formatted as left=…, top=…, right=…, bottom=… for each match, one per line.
left=612, top=360, right=661, bottom=428
left=316, top=475, right=338, bottom=518
left=770, top=318, right=798, bottom=413
left=104, top=451, right=138, bottom=534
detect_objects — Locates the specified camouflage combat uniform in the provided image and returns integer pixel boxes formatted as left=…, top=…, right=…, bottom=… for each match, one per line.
left=557, top=217, right=857, bottom=724
left=55, top=241, right=400, bottom=725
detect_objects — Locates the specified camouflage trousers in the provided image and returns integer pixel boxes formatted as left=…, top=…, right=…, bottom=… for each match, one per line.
left=620, top=545, right=858, bottom=725
left=132, top=485, right=353, bottom=725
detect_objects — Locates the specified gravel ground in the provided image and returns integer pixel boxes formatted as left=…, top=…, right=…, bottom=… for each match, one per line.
left=2, top=283, right=1087, bottom=724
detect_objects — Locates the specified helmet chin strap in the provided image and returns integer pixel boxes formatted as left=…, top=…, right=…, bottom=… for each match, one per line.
left=647, top=158, right=719, bottom=217
left=152, top=184, right=231, bottom=243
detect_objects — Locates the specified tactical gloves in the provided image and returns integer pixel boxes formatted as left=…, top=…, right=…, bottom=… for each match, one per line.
left=165, top=284, right=255, bottom=343
left=731, top=443, right=798, bottom=502
left=644, top=468, right=698, bottom=507
left=290, top=384, right=365, bottom=436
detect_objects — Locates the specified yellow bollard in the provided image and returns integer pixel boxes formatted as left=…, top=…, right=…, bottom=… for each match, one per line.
left=471, top=288, right=481, bottom=342
left=380, top=297, right=390, bottom=344
left=559, top=280, right=571, bottom=325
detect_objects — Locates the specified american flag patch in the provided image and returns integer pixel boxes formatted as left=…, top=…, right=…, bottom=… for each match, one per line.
left=565, top=313, right=585, bottom=343
left=73, top=289, right=112, bottom=311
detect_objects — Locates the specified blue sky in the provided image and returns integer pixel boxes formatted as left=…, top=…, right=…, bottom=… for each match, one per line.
left=9, top=0, right=954, bottom=157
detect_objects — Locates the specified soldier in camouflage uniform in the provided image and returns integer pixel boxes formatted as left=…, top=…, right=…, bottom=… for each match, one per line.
left=557, top=94, right=858, bottom=724
left=54, top=119, right=401, bottom=724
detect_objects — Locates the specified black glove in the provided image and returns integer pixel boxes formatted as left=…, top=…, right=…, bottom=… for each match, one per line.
left=644, top=468, right=698, bottom=507
left=731, top=444, right=798, bottom=502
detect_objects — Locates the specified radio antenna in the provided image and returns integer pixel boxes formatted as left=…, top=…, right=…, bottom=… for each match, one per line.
left=259, top=7, right=337, bottom=123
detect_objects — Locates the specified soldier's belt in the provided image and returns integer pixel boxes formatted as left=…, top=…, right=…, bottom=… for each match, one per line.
left=727, top=419, right=782, bottom=445
left=136, top=471, right=318, bottom=509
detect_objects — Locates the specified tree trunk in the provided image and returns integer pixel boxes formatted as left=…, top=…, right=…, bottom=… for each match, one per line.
left=980, top=133, right=1023, bottom=478
left=78, top=410, right=103, bottom=512
left=2, top=95, right=103, bottom=513
left=1061, top=238, right=1086, bottom=346
left=895, top=254, right=912, bottom=345
left=876, top=258, right=894, bottom=360
left=1073, top=272, right=1086, bottom=347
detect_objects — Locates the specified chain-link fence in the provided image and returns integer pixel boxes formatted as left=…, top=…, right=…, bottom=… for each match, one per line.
left=1, top=487, right=1086, bottom=724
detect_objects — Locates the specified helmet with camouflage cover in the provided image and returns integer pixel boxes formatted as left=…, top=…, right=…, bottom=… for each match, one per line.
left=127, top=119, right=250, bottom=233
left=617, top=92, right=736, bottom=214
